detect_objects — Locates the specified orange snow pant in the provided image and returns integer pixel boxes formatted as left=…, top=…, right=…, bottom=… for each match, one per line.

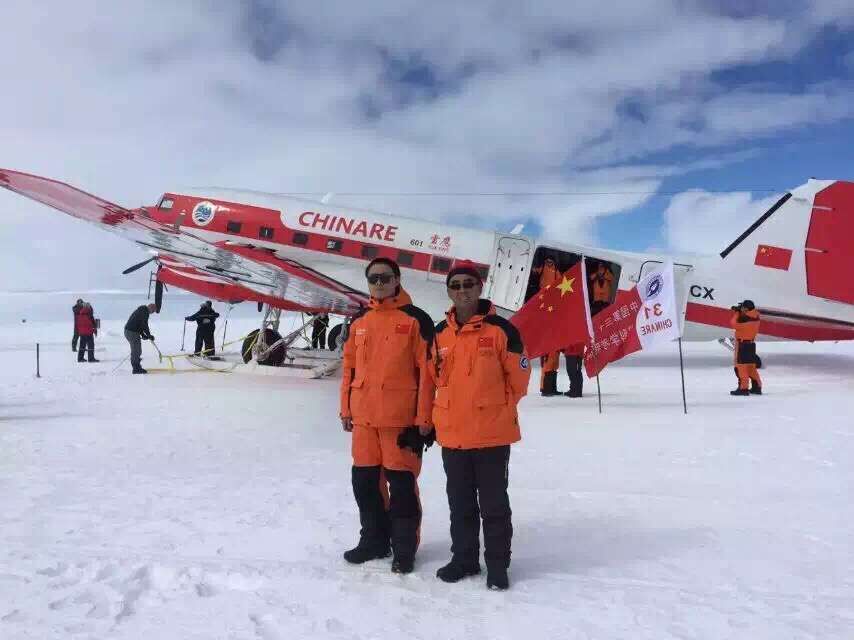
left=735, top=340, right=762, bottom=390
left=351, top=424, right=422, bottom=553
left=539, top=351, right=560, bottom=389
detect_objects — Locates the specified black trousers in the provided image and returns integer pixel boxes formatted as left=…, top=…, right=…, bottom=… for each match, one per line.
left=441, top=446, right=512, bottom=569
left=311, top=320, right=327, bottom=349
left=194, top=328, right=215, bottom=356
left=565, top=354, right=583, bottom=397
left=72, top=330, right=79, bottom=351
left=352, top=465, right=421, bottom=559
left=77, top=335, right=95, bottom=362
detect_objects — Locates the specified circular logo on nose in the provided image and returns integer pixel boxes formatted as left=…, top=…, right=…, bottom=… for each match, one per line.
left=192, top=201, right=217, bottom=227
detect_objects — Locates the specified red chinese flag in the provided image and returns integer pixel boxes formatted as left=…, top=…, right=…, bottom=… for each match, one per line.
left=510, top=261, right=592, bottom=359
left=754, top=244, right=792, bottom=270
left=583, top=289, right=642, bottom=378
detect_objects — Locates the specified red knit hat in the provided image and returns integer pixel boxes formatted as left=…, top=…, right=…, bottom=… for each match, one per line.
left=446, top=260, right=482, bottom=286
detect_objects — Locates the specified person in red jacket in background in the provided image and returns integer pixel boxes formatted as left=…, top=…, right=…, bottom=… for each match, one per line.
left=562, top=342, right=586, bottom=398
left=75, top=302, right=99, bottom=363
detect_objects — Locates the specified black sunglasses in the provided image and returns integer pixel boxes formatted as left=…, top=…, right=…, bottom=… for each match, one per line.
left=367, top=273, right=395, bottom=284
left=448, top=280, right=478, bottom=290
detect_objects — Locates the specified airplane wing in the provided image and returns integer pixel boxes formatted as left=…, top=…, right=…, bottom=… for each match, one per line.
left=0, top=168, right=369, bottom=314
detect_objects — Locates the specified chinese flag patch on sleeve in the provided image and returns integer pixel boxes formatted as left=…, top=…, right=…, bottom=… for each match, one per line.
left=478, top=336, right=494, bottom=348
left=754, top=244, right=793, bottom=270
left=395, top=324, right=410, bottom=334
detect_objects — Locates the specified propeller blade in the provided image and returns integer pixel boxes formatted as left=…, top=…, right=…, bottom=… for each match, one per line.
left=122, top=256, right=156, bottom=275
left=154, top=280, right=164, bottom=313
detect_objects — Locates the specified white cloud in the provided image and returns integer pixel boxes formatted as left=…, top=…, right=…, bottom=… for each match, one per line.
left=662, top=190, right=782, bottom=255
left=0, top=1, right=851, bottom=290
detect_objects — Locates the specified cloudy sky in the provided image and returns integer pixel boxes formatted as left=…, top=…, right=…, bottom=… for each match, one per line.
left=2, top=0, right=853, bottom=291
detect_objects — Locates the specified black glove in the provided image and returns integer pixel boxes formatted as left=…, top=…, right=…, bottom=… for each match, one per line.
left=147, top=335, right=155, bottom=341
left=396, top=427, right=436, bottom=458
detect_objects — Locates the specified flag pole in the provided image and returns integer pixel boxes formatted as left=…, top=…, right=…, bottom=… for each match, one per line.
left=678, top=337, right=687, bottom=414
left=596, top=374, right=602, bottom=414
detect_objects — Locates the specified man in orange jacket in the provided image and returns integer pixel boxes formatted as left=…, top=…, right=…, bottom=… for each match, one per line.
left=431, top=261, right=531, bottom=590
left=730, top=300, right=762, bottom=396
left=534, top=256, right=562, bottom=396
left=340, top=257, right=435, bottom=574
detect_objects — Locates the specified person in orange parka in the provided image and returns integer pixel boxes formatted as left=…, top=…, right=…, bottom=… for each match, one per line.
left=562, top=342, right=586, bottom=398
left=430, top=261, right=531, bottom=591
left=589, top=262, right=614, bottom=315
left=534, top=255, right=561, bottom=289
left=534, top=256, right=562, bottom=396
left=340, top=257, right=436, bottom=574
left=730, top=300, right=762, bottom=396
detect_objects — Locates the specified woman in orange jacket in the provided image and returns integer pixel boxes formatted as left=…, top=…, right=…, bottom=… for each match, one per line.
left=730, top=300, right=762, bottom=396
left=430, top=261, right=531, bottom=590
left=340, top=257, right=435, bottom=574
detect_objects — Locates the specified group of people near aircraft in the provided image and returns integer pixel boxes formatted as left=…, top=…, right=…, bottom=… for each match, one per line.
left=71, top=254, right=762, bottom=590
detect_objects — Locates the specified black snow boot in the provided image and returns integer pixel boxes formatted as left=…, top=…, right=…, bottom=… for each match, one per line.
left=391, top=556, right=414, bottom=574
left=343, top=543, right=390, bottom=564
left=486, top=565, right=509, bottom=591
left=730, top=388, right=749, bottom=396
left=540, top=371, right=560, bottom=396
left=346, top=466, right=391, bottom=564
left=436, top=559, right=481, bottom=583
left=750, top=380, right=762, bottom=395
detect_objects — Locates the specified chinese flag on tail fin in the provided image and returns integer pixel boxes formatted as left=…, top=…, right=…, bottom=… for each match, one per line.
left=754, top=244, right=792, bottom=270
left=510, top=261, right=593, bottom=359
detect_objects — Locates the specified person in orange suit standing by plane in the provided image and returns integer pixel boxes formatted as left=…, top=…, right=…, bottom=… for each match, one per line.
left=730, top=300, right=762, bottom=396
left=534, top=256, right=563, bottom=396
left=589, top=262, right=614, bottom=315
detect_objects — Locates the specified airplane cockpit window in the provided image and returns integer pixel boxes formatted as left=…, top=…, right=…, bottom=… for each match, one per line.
left=158, top=197, right=174, bottom=210
left=361, top=245, right=379, bottom=259
left=293, top=232, right=309, bottom=245
left=397, top=251, right=414, bottom=267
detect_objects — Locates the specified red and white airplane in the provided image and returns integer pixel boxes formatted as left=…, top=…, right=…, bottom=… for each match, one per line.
left=2, top=168, right=853, bottom=361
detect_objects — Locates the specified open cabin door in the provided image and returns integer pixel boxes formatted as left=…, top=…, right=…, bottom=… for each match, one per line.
left=637, top=260, right=694, bottom=333
left=485, top=234, right=533, bottom=311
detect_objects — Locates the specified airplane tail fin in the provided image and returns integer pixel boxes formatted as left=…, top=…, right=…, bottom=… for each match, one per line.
left=719, top=179, right=854, bottom=306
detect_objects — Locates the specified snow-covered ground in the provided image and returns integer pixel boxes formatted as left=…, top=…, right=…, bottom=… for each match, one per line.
left=1, top=294, right=852, bottom=639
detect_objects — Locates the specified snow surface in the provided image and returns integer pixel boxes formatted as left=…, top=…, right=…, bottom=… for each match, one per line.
left=1, top=294, right=853, bottom=639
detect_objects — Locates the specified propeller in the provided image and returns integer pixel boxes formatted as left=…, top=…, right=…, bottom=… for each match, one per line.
left=122, top=256, right=157, bottom=275
left=154, top=280, right=164, bottom=313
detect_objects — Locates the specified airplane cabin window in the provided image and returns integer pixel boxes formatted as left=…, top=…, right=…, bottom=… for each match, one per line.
left=293, top=232, right=309, bottom=245
left=326, top=239, right=343, bottom=252
left=431, top=257, right=451, bottom=273
left=259, top=226, right=275, bottom=239
left=585, top=256, right=622, bottom=316
left=397, top=251, right=414, bottom=267
left=158, top=197, right=174, bottom=210
left=361, top=245, right=379, bottom=259
left=226, top=220, right=242, bottom=233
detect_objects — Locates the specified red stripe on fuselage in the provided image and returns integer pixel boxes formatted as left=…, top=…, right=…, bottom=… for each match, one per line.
left=686, top=301, right=854, bottom=341
left=152, top=194, right=488, bottom=277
